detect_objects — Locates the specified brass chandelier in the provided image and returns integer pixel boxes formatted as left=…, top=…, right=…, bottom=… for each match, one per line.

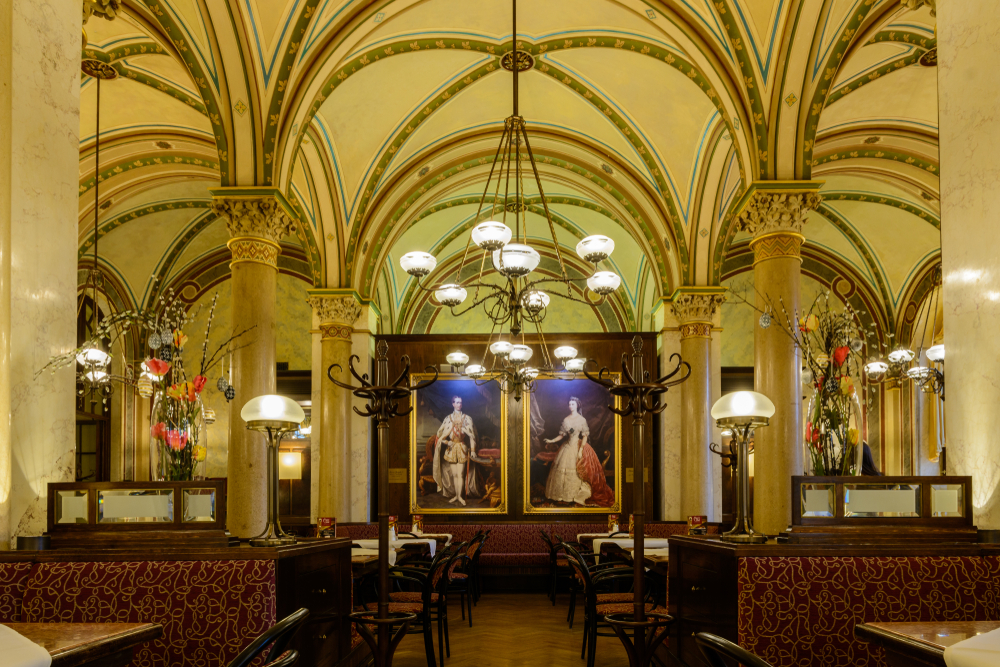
left=399, top=0, right=621, bottom=399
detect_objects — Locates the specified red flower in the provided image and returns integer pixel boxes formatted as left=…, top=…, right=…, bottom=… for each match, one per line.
left=145, top=358, right=171, bottom=377
left=166, top=429, right=188, bottom=451
left=192, top=375, right=207, bottom=394
left=151, top=422, right=167, bottom=440
left=833, top=346, right=850, bottom=368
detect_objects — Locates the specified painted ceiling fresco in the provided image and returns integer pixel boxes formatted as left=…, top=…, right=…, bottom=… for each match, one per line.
left=79, top=0, right=940, bottom=342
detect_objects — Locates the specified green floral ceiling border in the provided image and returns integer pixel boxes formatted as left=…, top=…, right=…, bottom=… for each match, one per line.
left=821, top=190, right=939, bottom=228
left=896, top=255, right=941, bottom=344
left=811, top=147, right=938, bottom=174
left=142, top=209, right=220, bottom=310
left=287, top=193, right=325, bottom=286
left=825, top=51, right=923, bottom=107
left=79, top=154, right=220, bottom=196
left=867, top=30, right=935, bottom=49
left=78, top=199, right=211, bottom=260
left=82, top=43, right=207, bottom=116
left=710, top=182, right=747, bottom=285
left=144, top=0, right=232, bottom=182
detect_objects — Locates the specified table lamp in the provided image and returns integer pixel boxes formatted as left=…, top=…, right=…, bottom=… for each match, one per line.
left=241, top=394, right=305, bottom=546
left=711, top=391, right=774, bottom=544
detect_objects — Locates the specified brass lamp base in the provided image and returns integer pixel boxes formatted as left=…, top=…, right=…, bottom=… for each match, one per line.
left=721, top=532, right=768, bottom=544
left=250, top=535, right=296, bottom=547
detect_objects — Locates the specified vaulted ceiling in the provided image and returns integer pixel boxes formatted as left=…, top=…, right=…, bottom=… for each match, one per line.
left=79, top=0, right=941, bottom=339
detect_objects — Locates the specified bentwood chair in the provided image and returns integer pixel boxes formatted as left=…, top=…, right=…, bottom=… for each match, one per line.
left=262, top=651, right=299, bottom=667
left=695, top=633, right=774, bottom=667
left=564, top=544, right=663, bottom=667
left=557, top=541, right=622, bottom=629
left=448, top=531, right=487, bottom=626
left=541, top=530, right=581, bottom=605
left=227, top=608, right=309, bottom=667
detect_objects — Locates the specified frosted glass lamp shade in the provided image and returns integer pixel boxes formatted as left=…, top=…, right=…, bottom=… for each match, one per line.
left=564, top=358, right=586, bottom=372
left=553, top=346, right=578, bottom=361
left=576, top=235, right=615, bottom=263
left=520, top=367, right=539, bottom=380
left=492, top=243, right=540, bottom=277
left=471, top=220, right=512, bottom=251
left=77, top=343, right=110, bottom=367
left=907, top=366, right=933, bottom=380
left=521, top=290, right=549, bottom=313
left=509, top=344, right=533, bottom=364
left=466, top=364, right=486, bottom=378
left=711, top=391, right=774, bottom=426
left=399, top=251, right=437, bottom=277
left=446, top=352, right=469, bottom=366
left=490, top=341, right=513, bottom=357
left=84, top=369, right=108, bottom=383
left=241, top=394, right=305, bottom=426
left=888, top=346, right=915, bottom=363
left=279, top=451, right=303, bottom=480
left=864, top=358, right=889, bottom=375
left=435, top=284, right=467, bottom=307
left=587, top=271, right=621, bottom=295
left=926, top=344, right=945, bottom=362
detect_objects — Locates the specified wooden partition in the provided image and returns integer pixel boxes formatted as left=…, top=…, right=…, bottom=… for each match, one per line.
left=375, top=332, right=659, bottom=522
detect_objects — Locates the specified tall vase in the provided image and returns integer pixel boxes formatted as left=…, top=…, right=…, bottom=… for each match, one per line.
left=149, top=391, right=207, bottom=481
left=804, top=389, right=863, bottom=476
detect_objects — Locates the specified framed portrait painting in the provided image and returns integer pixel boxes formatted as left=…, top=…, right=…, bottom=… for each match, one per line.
left=409, top=374, right=507, bottom=514
left=523, top=375, right=621, bottom=513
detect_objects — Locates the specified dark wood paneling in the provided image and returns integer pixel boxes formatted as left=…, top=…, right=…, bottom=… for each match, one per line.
left=375, top=333, right=660, bottom=523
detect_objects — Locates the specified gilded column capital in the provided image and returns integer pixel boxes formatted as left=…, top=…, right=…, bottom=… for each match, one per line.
left=671, top=292, right=725, bottom=339
left=212, top=195, right=296, bottom=268
left=736, top=186, right=822, bottom=264
left=309, top=296, right=362, bottom=339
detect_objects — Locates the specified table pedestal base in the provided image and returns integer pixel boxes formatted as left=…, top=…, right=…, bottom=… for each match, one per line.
left=349, top=611, right=417, bottom=667
left=605, top=612, right=673, bottom=667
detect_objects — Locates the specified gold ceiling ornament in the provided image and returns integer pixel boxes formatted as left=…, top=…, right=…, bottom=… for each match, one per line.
left=81, top=59, right=118, bottom=80
left=82, top=0, right=122, bottom=24
left=901, top=0, right=936, bottom=16
left=399, top=0, right=622, bottom=400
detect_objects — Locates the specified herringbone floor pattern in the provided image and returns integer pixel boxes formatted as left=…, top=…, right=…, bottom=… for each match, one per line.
left=392, top=592, right=635, bottom=666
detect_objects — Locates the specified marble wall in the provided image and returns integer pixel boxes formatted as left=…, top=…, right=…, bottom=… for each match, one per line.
left=939, top=1, right=1000, bottom=529
left=0, top=0, right=81, bottom=544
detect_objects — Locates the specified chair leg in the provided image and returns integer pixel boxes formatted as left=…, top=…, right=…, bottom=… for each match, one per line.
left=581, top=612, right=588, bottom=660
left=459, top=591, right=465, bottom=620
left=567, top=587, right=576, bottom=627
left=443, top=600, right=451, bottom=658
left=587, top=617, right=597, bottom=667
left=437, top=606, right=445, bottom=666
left=422, top=615, right=437, bottom=667
left=467, top=588, right=473, bottom=627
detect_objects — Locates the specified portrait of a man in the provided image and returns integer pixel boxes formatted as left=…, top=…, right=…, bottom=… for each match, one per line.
left=411, top=376, right=506, bottom=513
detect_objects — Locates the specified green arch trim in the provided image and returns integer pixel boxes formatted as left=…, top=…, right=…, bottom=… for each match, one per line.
left=357, top=151, right=671, bottom=299
left=79, top=154, right=220, bottom=196
left=78, top=199, right=211, bottom=260
left=141, top=0, right=231, bottom=182
left=710, top=182, right=748, bottom=285
left=821, top=191, right=939, bottom=228
left=287, top=193, right=325, bottom=286
left=825, top=52, right=923, bottom=107
left=802, top=2, right=881, bottom=177
left=814, top=203, right=896, bottom=333
left=896, top=255, right=941, bottom=344
left=82, top=43, right=207, bottom=115
left=867, top=30, right=936, bottom=50
left=811, top=147, right=938, bottom=174
left=142, top=209, right=220, bottom=310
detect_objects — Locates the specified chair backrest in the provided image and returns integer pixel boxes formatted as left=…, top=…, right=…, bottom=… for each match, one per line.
left=538, top=528, right=554, bottom=551
left=609, top=531, right=629, bottom=537
left=264, top=650, right=299, bottom=667
left=227, top=608, right=309, bottom=667
left=695, top=633, right=773, bottom=667
left=432, top=541, right=467, bottom=591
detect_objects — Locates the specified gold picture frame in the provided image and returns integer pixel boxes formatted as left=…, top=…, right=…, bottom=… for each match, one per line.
left=409, top=373, right=507, bottom=514
left=523, top=374, right=621, bottom=514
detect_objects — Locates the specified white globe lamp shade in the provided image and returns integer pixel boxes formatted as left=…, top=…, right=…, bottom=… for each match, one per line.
left=77, top=343, right=110, bottom=367
left=492, top=243, right=540, bottom=277
left=399, top=251, right=437, bottom=277
left=509, top=344, right=533, bottom=364
left=471, top=220, right=513, bottom=251
left=435, top=284, right=467, bottom=307
left=489, top=341, right=513, bottom=357
left=864, top=358, right=889, bottom=375
left=241, top=394, right=305, bottom=426
left=576, top=235, right=615, bottom=263
left=446, top=352, right=469, bottom=366
left=564, top=358, right=586, bottom=372
left=521, top=367, right=539, bottom=380
left=888, top=346, right=915, bottom=364
left=587, top=271, right=621, bottom=295
left=466, top=364, right=486, bottom=378
left=553, top=346, right=578, bottom=361
left=907, top=366, right=933, bottom=380
left=926, top=344, right=945, bottom=362
left=521, top=290, right=550, bottom=313
left=84, top=369, right=108, bottom=383
left=711, top=391, right=775, bottom=426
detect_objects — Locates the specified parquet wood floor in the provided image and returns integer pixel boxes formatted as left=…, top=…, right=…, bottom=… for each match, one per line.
left=391, top=592, right=637, bottom=667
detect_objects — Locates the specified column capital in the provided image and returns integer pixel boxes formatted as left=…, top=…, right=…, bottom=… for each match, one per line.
left=210, top=189, right=296, bottom=268
left=670, top=288, right=726, bottom=338
left=734, top=181, right=823, bottom=240
left=308, top=294, right=362, bottom=339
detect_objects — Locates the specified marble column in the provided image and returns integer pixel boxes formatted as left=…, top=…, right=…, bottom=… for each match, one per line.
left=307, top=294, right=362, bottom=523
left=655, top=301, right=682, bottom=520
left=672, top=290, right=725, bottom=520
left=939, top=0, right=1000, bottom=527
left=211, top=192, right=294, bottom=539
left=0, top=0, right=80, bottom=546
left=736, top=185, right=821, bottom=535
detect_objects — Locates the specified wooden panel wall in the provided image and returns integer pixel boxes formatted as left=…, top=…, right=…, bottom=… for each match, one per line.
left=374, top=332, right=661, bottom=523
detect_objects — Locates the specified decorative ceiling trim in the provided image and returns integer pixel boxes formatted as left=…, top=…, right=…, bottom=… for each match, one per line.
left=286, top=192, right=324, bottom=286
left=811, top=146, right=938, bottom=174
left=78, top=199, right=212, bottom=259
left=79, top=153, right=220, bottom=196
left=821, top=190, right=939, bottom=228
left=825, top=51, right=924, bottom=107
left=867, top=29, right=936, bottom=49
left=896, top=254, right=941, bottom=345
left=142, top=209, right=221, bottom=310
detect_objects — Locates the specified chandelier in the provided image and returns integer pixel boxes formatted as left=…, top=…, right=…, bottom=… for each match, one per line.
left=864, top=268, right=944, bottom=399
left=399, top=0, right=621, bottom=399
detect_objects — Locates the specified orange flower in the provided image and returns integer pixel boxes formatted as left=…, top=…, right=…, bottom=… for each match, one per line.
left=166, top=429, right=188, bottom=451
left=172, top=329, right=188, bottom=349
left=144, top=358, right=171, bottom=377
left=167, top=382, right=197, bottom=402
left=151, top=422, right=167, bottom=440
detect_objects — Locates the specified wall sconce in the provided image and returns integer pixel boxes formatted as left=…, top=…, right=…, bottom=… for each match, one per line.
left=279, top=451, right=303, bottom=480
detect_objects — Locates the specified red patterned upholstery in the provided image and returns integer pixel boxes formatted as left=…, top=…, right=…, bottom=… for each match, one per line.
left=0, top=562, right=34, bottom=622
left=22, top=560, right=277, bottom=667
left=596, top=602, right=658, bottom=615
left=738, top=556, right=1000, bottom=667
left=597, top=592, right=634, bottom=603
left=390, top=591, right=439, bottom=603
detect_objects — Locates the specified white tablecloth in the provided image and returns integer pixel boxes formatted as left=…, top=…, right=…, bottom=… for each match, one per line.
left=592, top=538, right=670, bottom=562
left=576, top=532, right=613, bottom=544
left=629, top=548, right=669, bottom=560
left=944, top=627, right=1000, bottom=667
left=0, top=624, right=51, bottom=667
left=352, top=547, right=396, bottom=566
left=410, top=533, right=452, bottom=546
left=354, top=538, right=437, bottom=557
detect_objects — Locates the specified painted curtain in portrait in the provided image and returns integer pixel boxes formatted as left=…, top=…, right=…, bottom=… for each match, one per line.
left=410, top=374, right=506, bottom=514
left=524, top=376, right=620, bottom=513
